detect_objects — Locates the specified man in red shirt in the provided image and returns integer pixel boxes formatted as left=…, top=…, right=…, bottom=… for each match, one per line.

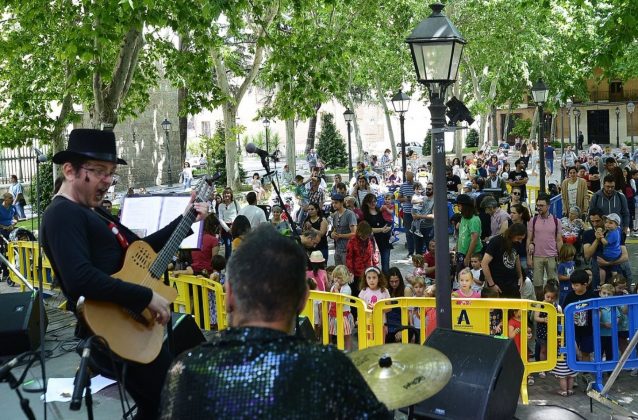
left=423, top=239, right=436, bottom=278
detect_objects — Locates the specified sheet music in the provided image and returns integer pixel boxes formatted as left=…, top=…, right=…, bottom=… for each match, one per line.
left=120, top=195, right=203, bottom=249
left=120, top=196, right=163, bottom=237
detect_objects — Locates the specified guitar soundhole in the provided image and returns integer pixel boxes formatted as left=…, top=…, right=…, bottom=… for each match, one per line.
left=124, top=308, right=150, bottom=327
left=132, top=249, right=151, bottom=268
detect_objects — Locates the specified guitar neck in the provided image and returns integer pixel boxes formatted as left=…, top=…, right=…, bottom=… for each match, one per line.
left=149, top=204, right=198, bottom=278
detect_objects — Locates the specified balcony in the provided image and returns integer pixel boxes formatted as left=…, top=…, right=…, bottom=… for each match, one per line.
left=588, top=90, right=638, bottom=103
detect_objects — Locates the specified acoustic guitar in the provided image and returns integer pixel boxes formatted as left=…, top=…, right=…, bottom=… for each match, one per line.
left=77, top=176, right=214, bottom=364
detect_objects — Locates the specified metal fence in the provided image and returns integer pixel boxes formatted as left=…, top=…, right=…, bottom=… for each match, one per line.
left=0, top=143, right=49, bottom=186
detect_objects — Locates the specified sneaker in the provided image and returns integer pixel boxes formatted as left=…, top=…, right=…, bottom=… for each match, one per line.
left=413, top=229, right=423, bottom=238
left=632, top=229, right=638, bottom=237
left=631, top=369, right=638, bottom=377
left=527, top=376, right=534, bottom=386
left=538, top=372, right=546, bottom=379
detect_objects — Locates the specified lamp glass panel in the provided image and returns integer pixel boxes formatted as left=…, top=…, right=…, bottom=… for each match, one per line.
left=411, top=42, right=454, bottom=81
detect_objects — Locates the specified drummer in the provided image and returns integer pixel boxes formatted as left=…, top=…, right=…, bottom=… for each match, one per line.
left=160, top=224, right=390, bottom=418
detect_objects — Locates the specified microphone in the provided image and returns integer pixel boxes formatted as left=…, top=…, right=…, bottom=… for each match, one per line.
left=32, top=147, right=47, bottom=163
left=70, top=345, right=91, bottom=410
left=245, top=143, right=275, bottom=160
left=0, top=354, right=23, bottom=382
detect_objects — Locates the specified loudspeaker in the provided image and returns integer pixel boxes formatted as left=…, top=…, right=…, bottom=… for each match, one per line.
left=295, top=316, right=316, bottom=341
left=166, top=313, right=206, bottom=357
left=0, top=292, right=48, bottom=357
left=415, top=328, right=523, bottom=419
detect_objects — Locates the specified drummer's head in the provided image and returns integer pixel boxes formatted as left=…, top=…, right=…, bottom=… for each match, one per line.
left=2, top=192, right=13, bottom=205
left=225, top=224, right=308, bottom=332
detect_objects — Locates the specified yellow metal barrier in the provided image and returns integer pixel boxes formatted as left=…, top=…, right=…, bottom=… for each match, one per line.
left=370, top=297, right=558, bottom=404
left=168, top=274, right=226, bottom=331
left=302, top=291, right=370, bottom=351
left=9, top=241, right=56, bottom=292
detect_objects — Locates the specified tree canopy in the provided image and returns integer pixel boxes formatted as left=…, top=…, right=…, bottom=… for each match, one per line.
left=2, top=0, right=638, bottom=180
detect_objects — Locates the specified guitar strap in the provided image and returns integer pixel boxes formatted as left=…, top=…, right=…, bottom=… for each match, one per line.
left=94, top=208, right=130, bottom=251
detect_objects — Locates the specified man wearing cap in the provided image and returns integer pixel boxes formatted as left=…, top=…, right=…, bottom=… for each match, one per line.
left=40, top=129, right=209, bottom=420
left=485, top=165, right=507, bottom=193
left=329, top=193, right=357, bottom=265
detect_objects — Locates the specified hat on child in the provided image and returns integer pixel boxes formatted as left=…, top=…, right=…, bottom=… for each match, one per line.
left=605, top=213, right=621, bottom=225
left=309, top=251, right=325, bottom=263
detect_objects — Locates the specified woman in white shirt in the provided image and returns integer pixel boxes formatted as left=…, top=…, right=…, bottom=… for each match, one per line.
left=181, top=162, right=194, bottom=190
left=217, top=187, right=241, bottom=259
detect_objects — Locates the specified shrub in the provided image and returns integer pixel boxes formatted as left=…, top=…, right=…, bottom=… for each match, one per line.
left=316, top=113, right=347, bottom=168
left=510, top=118, right=532, bottom=139
left=422, top=130, right=432, bottom=156
left=465, top=128, right=479, bottom=148
left=199, top=121, right=245, bottom=185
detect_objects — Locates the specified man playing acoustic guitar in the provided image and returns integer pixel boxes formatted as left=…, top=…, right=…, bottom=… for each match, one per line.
left=40, top=129, right=208, bottom=420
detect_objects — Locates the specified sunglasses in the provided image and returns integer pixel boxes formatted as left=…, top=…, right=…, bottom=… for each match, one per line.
left=511, top=192, right=521, bottom=196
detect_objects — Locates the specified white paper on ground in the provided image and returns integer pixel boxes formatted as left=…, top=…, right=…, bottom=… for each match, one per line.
left=42, top=375, right=117, bottom=402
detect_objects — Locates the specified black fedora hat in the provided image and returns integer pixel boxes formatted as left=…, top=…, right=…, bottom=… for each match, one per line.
left=52, top=129, right=127, bottom=165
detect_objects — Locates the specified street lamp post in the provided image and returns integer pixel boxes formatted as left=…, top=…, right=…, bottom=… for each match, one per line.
left=566, top=98, right=573, bottom=148
left=161, top=118, right=173, bottom=187
left=406, top=2, right=466, bottom=329
left=532, top=79, right=549, bottom=194
left=616, top=106, right=621, bottom=148
left=391, top=90, right=411, bottom=179
left=574, top=108, right=581, bottom=151
left=559, top=99, right=565, bottom=157
left=343, top=109, right=354, bottom=180
left=628, top=102, right=635, bottom=155
left=263, top=118, right=270, bottom=154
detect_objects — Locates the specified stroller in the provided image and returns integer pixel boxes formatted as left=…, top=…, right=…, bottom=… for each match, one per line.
left=1, top=227, right=36, bottom=287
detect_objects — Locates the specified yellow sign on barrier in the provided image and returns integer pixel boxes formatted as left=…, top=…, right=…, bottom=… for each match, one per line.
left=452, top=299, right=490, bottom=334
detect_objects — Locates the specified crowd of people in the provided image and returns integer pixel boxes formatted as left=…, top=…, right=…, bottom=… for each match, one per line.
left=36, top=129, right=638, bottom=417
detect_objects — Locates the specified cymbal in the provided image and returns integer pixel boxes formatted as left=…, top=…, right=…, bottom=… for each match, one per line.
left=348, top=343, right=452, bottom=410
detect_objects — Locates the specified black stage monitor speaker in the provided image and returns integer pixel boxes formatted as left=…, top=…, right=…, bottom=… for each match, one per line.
left=295, top=316, right=316, bottom=341
left=166, top=313, right=206, bottom=357
left=415, top=328, right=524, bottom=420
left=0, top=292, right=48, bottom=357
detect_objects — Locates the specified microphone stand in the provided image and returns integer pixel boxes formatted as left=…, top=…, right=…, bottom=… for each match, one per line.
left=259, top=155, right=299, bottom=240
left=4, top=372, right=36, bottom=420
left=23, top=150, right=48, bottom=409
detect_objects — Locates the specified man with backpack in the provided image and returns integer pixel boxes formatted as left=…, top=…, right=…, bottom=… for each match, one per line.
left=527, top=194, right=563, bottom=300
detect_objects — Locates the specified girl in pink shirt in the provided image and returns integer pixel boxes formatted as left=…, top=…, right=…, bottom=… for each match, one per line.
left=358, top=266, right=390, bottom=309
left=452, top=268, right=482, bottom=298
